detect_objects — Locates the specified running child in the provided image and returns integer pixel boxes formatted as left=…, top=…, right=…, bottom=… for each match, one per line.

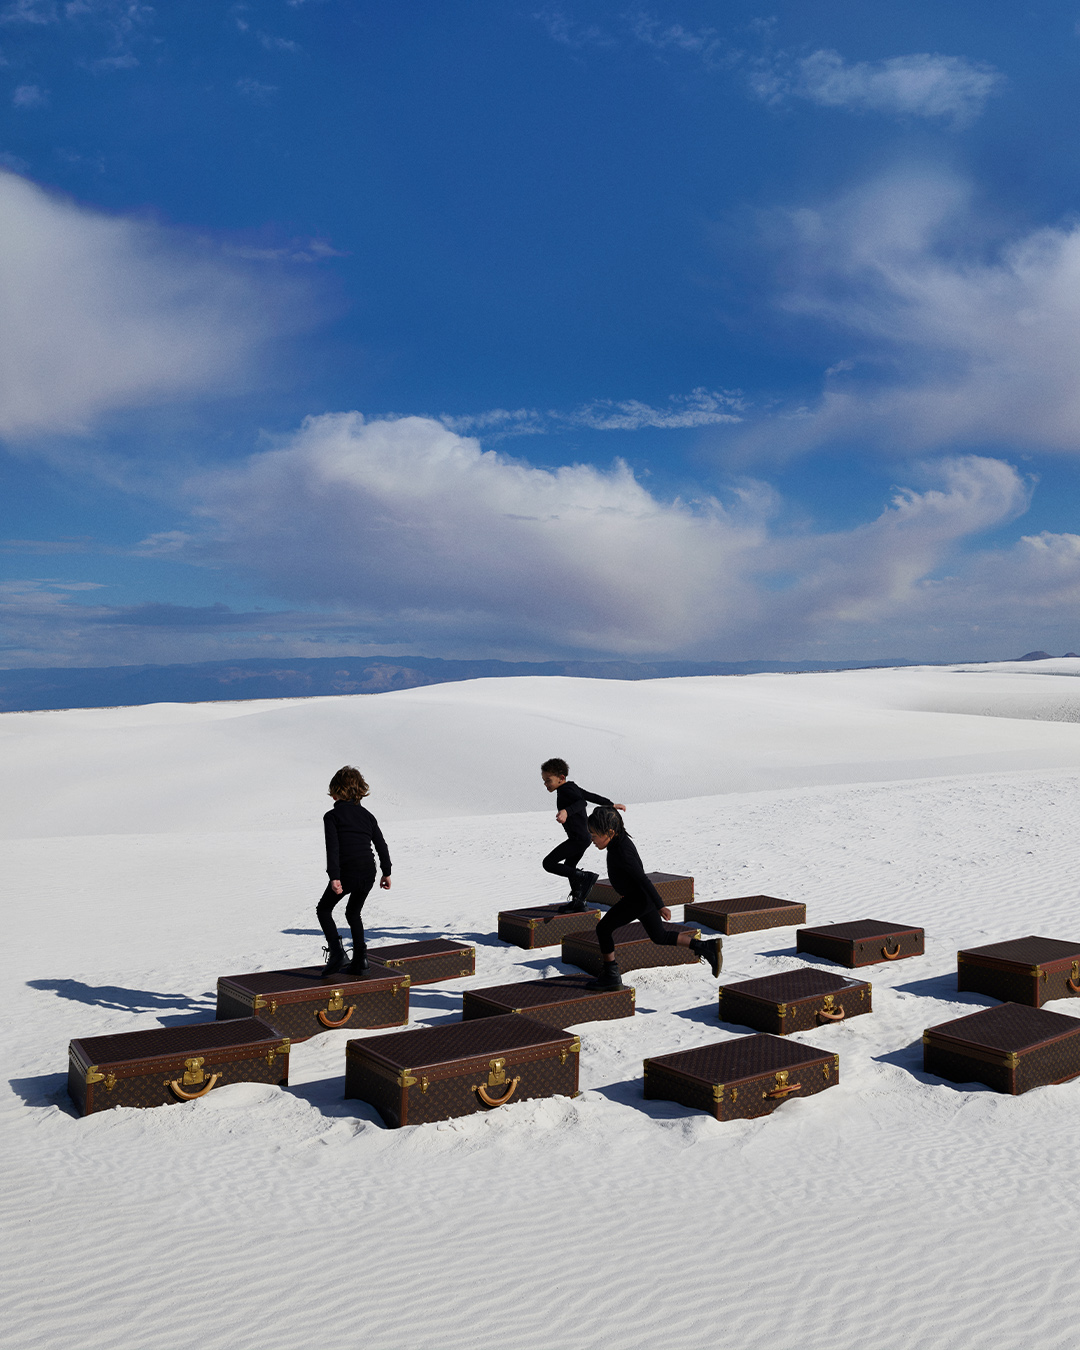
left=317, top=766, right=392, bottom=977
left=584, top=806, right=721, bottom=990
left=540, top=757, right=625, bottom=912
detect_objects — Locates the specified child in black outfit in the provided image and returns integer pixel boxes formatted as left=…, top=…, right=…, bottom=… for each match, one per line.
left=541, top=757, right=626, bottom=912
left=317, top=765, right=392, bottom=978
left=585, top=806, right=721, bottom=990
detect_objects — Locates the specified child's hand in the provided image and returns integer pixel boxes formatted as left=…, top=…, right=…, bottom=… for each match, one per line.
left=614, top=803, right=627, bottom=811
left=380, top=875, right=392, bottom=889
left=556, top=809, right=567, bottom=823
left=331, top=880, right=343, bottom=895
left=660, top=906, right=671, bottom=921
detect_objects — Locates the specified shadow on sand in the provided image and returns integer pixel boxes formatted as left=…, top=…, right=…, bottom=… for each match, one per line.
left=9, top=1071, right=80, bottom=1115
left=27, top=978, right=215, bottom=1019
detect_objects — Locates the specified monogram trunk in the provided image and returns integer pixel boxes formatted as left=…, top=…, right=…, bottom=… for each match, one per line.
left=463, top=973, right=635, bottom=1029
left=68, top=1017, right=289, bottom=1117
left=367, top=939, right=476, bottom=984
left=717, top=968, right=871, bottom=1034
left=643, top=1034, right=839, bottom=1122
left=796, top=919, right=924, bottom=967
left=497, top=904, right=602, bottom=950
left=685, top=895, right=807, bottom=936
left=923, top=1003, right=1080, bottom=1094
left=216, top=966, right=410, bottom=1042
left=586, top=871, right=694, bottom=909
left=955, top=936, right=1080, bottom=1007
left=345, top=1014, right=580, bottom=1127
left=561, top=921, right=703, bottom=975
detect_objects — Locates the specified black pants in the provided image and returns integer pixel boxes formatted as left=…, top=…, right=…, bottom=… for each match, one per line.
left=316, top=866, right=376, bottom=953
left=542, top=837, right=590, bottom=880
left=595, top=892, right=678, bottom=957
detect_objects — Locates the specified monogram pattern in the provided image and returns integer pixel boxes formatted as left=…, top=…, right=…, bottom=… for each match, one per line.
left=797, top=921, right=924, bottom=967
left=497, top=906, right=602, bottom=949
left=367, top=941, right=476, bottom=984
left=463, top=974, right=634, bottom=1028
left=957, top=939, right=1080, bottom=1007
left=586, top=873, right=694, bottom=907
left=562, top=922, right=700, bottom=975
left=924, top=1003, right=1080, bottom=1094
left=685, top=897, right=806, bottom=936
left=216, top=968, right=410, bottom=1042
left=719, top=970, right=871, bottom=1035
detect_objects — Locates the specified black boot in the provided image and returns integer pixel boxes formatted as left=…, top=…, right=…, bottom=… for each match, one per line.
left=586, top=960, right=624, bottom=991
left=320, top=941, right=347, bottom=978
left=556, top=870, right=599, bottom=913
left=344, top=946, right=369, bottom=977
left=689, top=937, right=722, bottom=978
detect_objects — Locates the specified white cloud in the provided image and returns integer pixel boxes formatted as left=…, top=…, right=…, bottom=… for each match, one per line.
left=12, top=83, right=47, bottom=107
left=751, top=169, right=1080, bottom=458
left=176, top=413, right=1031, bottom=657
left=751, top=50, right=1003, bottom=125
left=441, top=389, right=745, bottom=438
left=0, top=170, right=309, bottom=439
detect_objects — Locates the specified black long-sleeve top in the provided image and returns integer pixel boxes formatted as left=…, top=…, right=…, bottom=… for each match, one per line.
left=324, top=800, right=391, bottom=880
left=604, top=832, right=664, bottom=911
left=556, top=781, right=614, bottom=842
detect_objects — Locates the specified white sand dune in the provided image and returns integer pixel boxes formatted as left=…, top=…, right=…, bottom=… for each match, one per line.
left=5, top=662, right=1080, bottom=1348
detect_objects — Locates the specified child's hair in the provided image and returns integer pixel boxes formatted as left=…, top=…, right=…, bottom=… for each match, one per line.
left=541, top=757, right=569, bottom=777
left=328, top=766, right=370, bottom=802
left=588, top=806, right=628, bottom=838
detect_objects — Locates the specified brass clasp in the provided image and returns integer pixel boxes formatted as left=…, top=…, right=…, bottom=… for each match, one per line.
left=487, top=1058, right=506, bottom=1086
left=182, top=1057, right=205, bottom=1087
left=327, top=991, right=344, bottom=1013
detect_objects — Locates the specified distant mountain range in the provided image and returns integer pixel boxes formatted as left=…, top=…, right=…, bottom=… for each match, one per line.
left=0, top=654, right=925, bottom=712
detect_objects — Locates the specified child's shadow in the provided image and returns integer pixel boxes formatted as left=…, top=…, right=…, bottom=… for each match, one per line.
left=26, top=978, right=214, bottom=1018
left=281, top=926, right=510, bottom=951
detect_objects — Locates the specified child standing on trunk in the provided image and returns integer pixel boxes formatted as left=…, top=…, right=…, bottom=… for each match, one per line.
left=585, top=806, right=721, bottom=990
left=317, top=766, right=392, bottom=978
left=540, top=757, right=626, bottom=912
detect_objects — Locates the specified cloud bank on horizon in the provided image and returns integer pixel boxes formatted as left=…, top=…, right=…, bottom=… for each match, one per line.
left=1, top=1, right=1079, bottom=670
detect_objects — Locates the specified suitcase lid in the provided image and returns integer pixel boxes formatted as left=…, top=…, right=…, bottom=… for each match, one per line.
left=800, top=919, right=921, bottom=940
left=646, top=1034, right=835, bottom=1085
left=348, top=1013, right=574, bottom=1075
left=69, top=1017, right=284, bottom=1074
left=720, top=969, right=866, bottom=1001
left=217, top=965, right=407, bottom=1006
left=566, top=921, right=699, bottom=948
left=957, top=936, right=1080, bottom=970
left=594, top=871, right=690, bottom=887
left=499, top=906, right=601, bottom=924
left=924, top=1002, right=1080, bottom=1055
left=368, top=939, right=473, bottom=962
left=692, top=895, right=795, bottom=914
left=466, top=974, right=624, bottom=1009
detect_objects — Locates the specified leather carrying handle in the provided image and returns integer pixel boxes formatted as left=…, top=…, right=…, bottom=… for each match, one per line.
left=168, top=1073, right=221, bottom=1101
left=765, top=1081, right=802, bottom=1098
left=476, top=1077, right=520, bottom=1108
left=1068, top=979, right=1080, bottom=995
left=317, top=1005, right=355, bottom=1028
left=817, top=1006, right=846, bottom=1022
left=882, top=941, right=903, bottom=960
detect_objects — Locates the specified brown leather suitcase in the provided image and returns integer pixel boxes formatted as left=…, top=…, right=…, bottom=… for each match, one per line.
left=923, top=1003, right=1080, bottom=1094
left=718, top=968, right=871, bottom=1034
left=586, top=871, right=694, bottom=909
left=685, top=895, right=806, bottom=935
left=796, top=919, right=924, bottom=967
left=644, top=1034, right=838, bottom=1121
left=216, top=966, right=410, bottom=1042
left=561, top=920, right=703, bottom=975
left=345, top=1014, right=579, bottom=1127
left=956, top=936, right=1080, bottom=1007
left=68, top=1017, right=289, bottom=1116
left=497, top=903, right=602, bottom=949
left=463, top=973, right=635, bottom=1028
left=367, top=939, right=475, bottom=984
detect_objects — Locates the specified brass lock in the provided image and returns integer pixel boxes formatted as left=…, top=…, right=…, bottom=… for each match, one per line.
left=327, top=991, right=344, bottom=1013
left=822, top=995, right=836, bottom=1011
left=487, top=1058, right=506, bottom=1087
left=182, top=1057, right=205, bottom=1087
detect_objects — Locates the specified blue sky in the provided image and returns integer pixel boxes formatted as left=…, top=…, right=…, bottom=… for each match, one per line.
left=3, top=0, right=1080, bottom=666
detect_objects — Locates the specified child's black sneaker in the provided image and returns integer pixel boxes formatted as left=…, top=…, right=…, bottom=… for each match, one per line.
left=586, top=961, right=624, bottom=991
left=689, top=937, right=723, bottom=978
left=573, top=870, right=599, bottom=902
left=344, top=949, right=369, bottom=976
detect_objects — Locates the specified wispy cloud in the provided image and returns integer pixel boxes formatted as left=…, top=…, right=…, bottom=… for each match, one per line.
left=441, top=388, right=745, bottom=438
left=748, top=168, right=1080, bottom=458
left=12, top=82, right=47, bottom=107
left=532, top=8, right=615, bottom=51
left=750, top=49, right=1004, bottom=126
left=235, top=77, right=277, bottom=101
left=0, top=169, right=314, bottom=440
